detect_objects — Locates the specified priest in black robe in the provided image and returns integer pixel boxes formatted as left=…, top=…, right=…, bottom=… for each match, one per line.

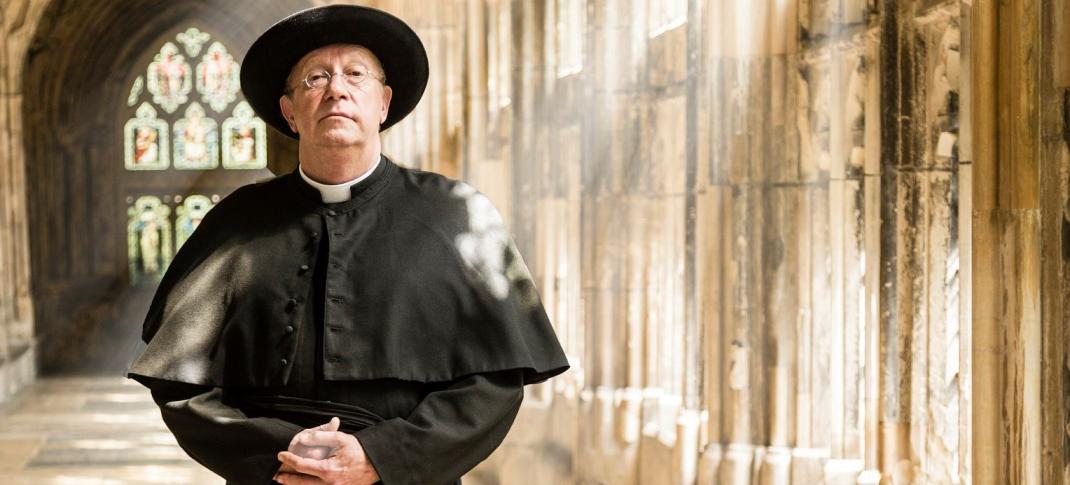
left=127, top=5, right=569, bottom=485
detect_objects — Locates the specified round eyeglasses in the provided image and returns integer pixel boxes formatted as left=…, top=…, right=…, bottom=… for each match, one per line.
left=291, top=65, right=386, bottom=92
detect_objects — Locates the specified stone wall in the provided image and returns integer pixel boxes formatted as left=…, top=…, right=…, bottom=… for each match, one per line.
left=0, top=0, right=1068, bottom=483
left=361, top=0, right=1049, bottom=483
left=0, top=0, right=48, bottom=400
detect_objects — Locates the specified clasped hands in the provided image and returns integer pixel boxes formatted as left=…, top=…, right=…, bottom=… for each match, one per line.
left=273, top=417, right=381, bottom=485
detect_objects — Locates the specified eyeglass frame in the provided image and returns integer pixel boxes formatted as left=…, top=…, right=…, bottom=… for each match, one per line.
left=284, top=65, right=387, bottom=95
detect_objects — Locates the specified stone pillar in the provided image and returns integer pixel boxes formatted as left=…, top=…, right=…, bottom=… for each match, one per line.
left=970, top=0, right=1045, bottom=484
left=0, top=0, right=45, bottom=401
left=1038, top=1, right=1070, bottom=482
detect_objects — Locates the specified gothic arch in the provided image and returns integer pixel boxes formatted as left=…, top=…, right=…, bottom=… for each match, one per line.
left=22, top=0, right=308, bottom=374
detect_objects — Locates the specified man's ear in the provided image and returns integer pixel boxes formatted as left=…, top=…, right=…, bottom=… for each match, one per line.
left=380, top=85, right=393, bottom=124
left=279, top=95, right=299, bottom=134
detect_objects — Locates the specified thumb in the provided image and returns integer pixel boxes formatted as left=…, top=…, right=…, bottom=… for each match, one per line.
left=312, top=417, right=340, bottom=431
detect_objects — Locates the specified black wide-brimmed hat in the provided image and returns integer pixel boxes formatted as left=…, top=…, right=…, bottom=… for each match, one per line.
left=240, top=4, right=429, bottom=138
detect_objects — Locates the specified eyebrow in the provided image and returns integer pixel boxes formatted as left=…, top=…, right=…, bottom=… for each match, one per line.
left=300, top=60, right=375, bottom=72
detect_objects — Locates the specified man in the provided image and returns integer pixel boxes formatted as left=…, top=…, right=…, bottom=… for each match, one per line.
left=128, top=5, right=569, bottom=485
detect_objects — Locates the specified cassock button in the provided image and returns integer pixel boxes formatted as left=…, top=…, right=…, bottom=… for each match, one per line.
left=299, top=264, right=310, bottom=274
left=285, top=325, right=294, bottom=334
left=327, top=210, right=337, bottom=217
left=311, top=232, right=319, bottom=240
left=286, top=298, right=298, bottom=312
left=280, top=358, right=288, bottom=366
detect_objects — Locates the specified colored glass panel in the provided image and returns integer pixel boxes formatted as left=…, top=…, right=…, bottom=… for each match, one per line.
left=196, top=42, right=241, bottom=113
left=146, top=42, right=193, bottom=114
left=221, top=101, right=267, bottom=169
left=176, top=27, right=211, bottom=57
left=173, top=102, right=219, bottom=169
left=127, top=196, right=173, bottom=284
left=127, top=76, right=144, bottom=107
left=124, top=103, right=170, bottom=170
left=175, top=194, right=214, bottom=250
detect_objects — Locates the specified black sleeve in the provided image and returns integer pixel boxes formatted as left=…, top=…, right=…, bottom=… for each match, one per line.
left=353, top=369, right=525, bottom=485
left=150, top=381, right=303, bottom=485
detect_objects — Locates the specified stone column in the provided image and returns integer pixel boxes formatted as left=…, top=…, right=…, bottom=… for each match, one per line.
left=971, top=0, right=1044, bottom=483
left=0, top=0, right=45, bottom=400
left=1038, top=1, right=1070, bottom=481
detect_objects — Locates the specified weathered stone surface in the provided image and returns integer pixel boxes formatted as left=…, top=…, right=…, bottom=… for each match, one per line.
left=1, top=0, right=1068, bottom=483
left=0, top=0, right=49, bottom=402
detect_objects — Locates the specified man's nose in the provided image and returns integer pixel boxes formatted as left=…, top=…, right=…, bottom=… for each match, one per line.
left=323, top=73, right=351, bottom=99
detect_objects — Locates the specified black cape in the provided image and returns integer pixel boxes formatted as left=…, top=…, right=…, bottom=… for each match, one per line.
left=129, top=157, right=569, bottom=388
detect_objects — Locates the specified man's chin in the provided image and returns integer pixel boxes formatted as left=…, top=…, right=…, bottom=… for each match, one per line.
left=312, top=130, right=365, bottom=147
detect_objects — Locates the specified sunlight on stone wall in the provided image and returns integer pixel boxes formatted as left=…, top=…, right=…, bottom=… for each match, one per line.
left=2, top=0, right=1069, bottom=483
left=368, top=0, right=974, bottom=483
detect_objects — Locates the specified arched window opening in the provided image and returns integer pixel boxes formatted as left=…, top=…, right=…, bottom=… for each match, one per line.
left=123, top=27, right=268, bottom=282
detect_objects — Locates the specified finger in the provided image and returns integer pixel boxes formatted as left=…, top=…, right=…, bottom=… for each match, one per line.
left=291, top=441, right=333, bottom=460
left=296, top=430, right=347, bottom=447
left=278, top=451, right=332, bottom=476
left=275, top=471, right=327, bottom=485
left=288, top=418, right=340, bottom=450
left=311, top=417, right=340, bottom=432
left=277, top=462, right=297, bottom=473
left=288, top=430, right=329, bottom=453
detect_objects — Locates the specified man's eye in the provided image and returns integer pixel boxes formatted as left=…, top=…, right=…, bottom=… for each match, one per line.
left=307, top=73, right=330, bottom=84
left=345, top=69, right=367, bottom=80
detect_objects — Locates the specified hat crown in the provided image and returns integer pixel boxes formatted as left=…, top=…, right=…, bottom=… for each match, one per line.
left=240, top=5, right=429, bottom=139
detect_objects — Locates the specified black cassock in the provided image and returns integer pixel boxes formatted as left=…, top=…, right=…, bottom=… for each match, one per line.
left=129, top=157, right=569, bottom=485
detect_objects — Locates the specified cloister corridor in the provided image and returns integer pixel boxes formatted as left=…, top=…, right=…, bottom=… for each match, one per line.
left=4, top=0, right=1070, bottom=484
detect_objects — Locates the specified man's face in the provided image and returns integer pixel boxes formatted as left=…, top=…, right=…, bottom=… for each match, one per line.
left=279, top=44, right=393, bottom=148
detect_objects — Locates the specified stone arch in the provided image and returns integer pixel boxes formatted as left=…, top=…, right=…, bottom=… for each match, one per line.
left=22, top=0, right=308, bottom=374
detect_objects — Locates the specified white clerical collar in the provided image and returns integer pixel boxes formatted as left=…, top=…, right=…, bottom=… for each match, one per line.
left=298, top=155, right=382, bottom=203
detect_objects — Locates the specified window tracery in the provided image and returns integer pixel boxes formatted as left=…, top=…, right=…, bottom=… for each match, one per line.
left=123, top=27, right=267, bottom=282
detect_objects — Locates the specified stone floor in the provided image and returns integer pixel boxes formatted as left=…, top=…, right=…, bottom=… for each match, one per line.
left=0, top=377, right=221, bottom=484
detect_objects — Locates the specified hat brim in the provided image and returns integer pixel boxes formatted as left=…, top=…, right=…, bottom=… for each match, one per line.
left=240, top=5, right=428, bottom=139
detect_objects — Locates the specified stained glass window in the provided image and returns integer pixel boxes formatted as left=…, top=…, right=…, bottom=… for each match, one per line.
left=176, top=27, right=211, bottom=57
left=128, top=76, right=144, bottom=107
left=147, top=42, right=193, bottom=114
left=125, top=103, right=170, bottom=170
left=174, top=102, right=219, bottom=169
left=175, top=194, right=214, bottom=249
left=123, top=27, right=269, bottom=283
left=127, top=196, right=173, bottom=283
left=222, top=101, right=267, bottom=169
left=125, top=26, right=268, bottom=173
left=196, top=42, right=241, bottom=113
